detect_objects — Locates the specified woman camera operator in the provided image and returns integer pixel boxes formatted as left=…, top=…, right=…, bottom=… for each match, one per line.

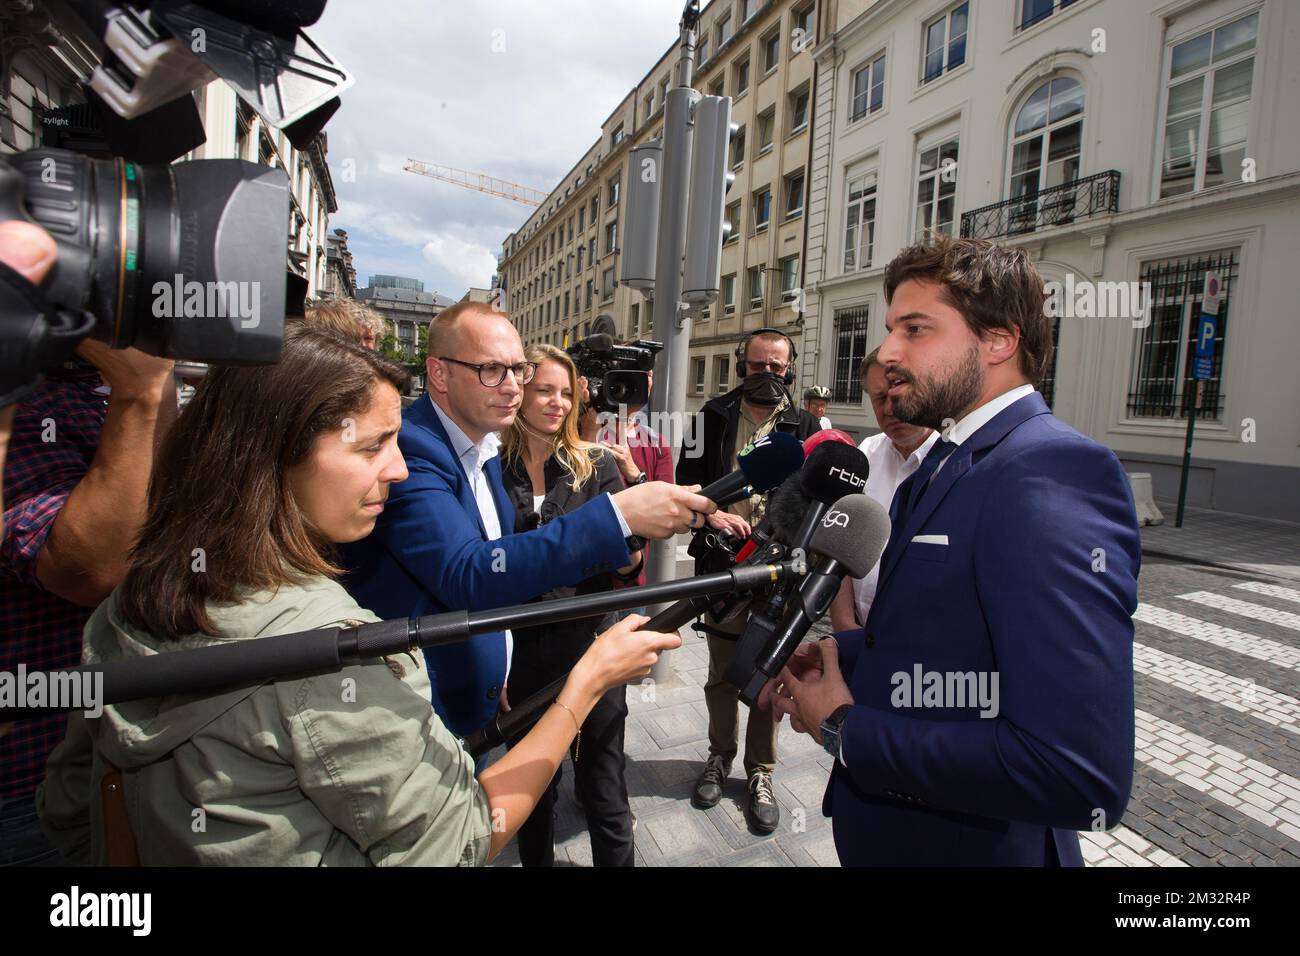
left=37, top=324, right=678, bottom=866
left=499, top=344, right=641, bottom=866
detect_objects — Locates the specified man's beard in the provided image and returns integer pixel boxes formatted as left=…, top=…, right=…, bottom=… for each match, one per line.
left=889, top=344, right=984, bottom=429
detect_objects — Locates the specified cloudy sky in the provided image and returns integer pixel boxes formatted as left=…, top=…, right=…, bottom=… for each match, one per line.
left=312, top=0, right=687, bottom=299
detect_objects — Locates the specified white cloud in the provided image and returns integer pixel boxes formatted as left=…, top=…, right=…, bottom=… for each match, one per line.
left=421, top=234, right=499, bottom=289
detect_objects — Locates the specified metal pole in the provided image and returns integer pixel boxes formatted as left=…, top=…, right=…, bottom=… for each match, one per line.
left=1174, top=380, right=1202, bottom=528
left=644, top=3, right=700, bottom=683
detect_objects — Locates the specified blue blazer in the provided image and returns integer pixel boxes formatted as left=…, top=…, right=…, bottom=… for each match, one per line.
left=824, top=391, right=1140, bottom=866
left=341, top=395, right=631, bottom=737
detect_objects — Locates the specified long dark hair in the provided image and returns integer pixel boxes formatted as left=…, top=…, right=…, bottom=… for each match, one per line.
left=117, top=323, right=409, bottom=639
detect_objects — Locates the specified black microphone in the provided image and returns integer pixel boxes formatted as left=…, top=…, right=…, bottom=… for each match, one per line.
left=461, top=559, right=801, bottom=757
left=738, top=494, right=891, bottom=707
left=0, top=561, right=801, bottom=721
left=718, top=444, right=872, bottom=692
left=698, top=430, right=805, bottom=509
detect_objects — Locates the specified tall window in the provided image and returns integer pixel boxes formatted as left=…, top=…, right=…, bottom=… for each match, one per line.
left=1158, top=12, right=1257, bottom=198
left=605, top=220, right=618, bottom=254
left=577, top=246, right=584, bottom=271
left=795, top=3, right=816, bottom=41
left=1008, top=75, right=1084, bottom=224
left=748, top=264, right=765, bottom=309
left=789, top=84, right=810, bottom=133
left=780, top=255, right=800, bottom=301
left=763, top=30, right=780, bottom=72
left=922, top=2, right=969, bottom=83
left=715, top=356, right=731, bottom=393
left=611, top=124, right=625, bottom=147
left=602, top=267, right=615, bottom=301
left=725, top=200, right=741, bottom=241
left=589, top=237, right=596, bottom=263
left=608, top=175, right=620, bottom=206
left=757, top=108, right=775, bottom=152
left=742, top=0, right=759, bottom=23
left=698, top=37, right=710, bottom=65
left=717, top=13, right=732, bottom=47
left=784, top=170, right=805, bottom=219
left=843, top=170, right=877, bottom=272
left=735, top=57, right=751, bottom=96
left=1129, top=249, right=1237, bottom=421
left=722, top=273, right=737, bottom=313
left=693, top=357, right=706, bottom=394
left=914, top=138, right=959, bottom=240
left=1018, top=0, right=1079, bottom=31
left=731, top=124, right=747, bottom=168
left=753, top=186, right=771, bottom=231
left=850, top=53, right=886, bottom=121
left=831, top=306, right=871, bottom=404
left=630, top=302, right=640, bottom=335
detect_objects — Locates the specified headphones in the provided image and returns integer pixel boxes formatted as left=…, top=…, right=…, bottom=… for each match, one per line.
left=734, top=327, right=798, bottom=386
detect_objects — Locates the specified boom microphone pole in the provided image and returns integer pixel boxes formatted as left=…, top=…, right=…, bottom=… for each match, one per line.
left=0, top=561, right=802, bottom=721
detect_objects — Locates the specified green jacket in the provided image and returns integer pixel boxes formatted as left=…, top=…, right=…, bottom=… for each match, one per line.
left=38, top=576, right=494, bottom=866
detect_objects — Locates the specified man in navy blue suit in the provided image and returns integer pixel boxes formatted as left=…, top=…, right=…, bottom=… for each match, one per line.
left=761, top=236, right=1140, bottom=866
left=342, top=301, right=714, bottom=739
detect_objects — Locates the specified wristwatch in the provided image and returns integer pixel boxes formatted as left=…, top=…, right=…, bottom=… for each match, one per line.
left=630, top=471, right=648, bottom=485
left=820, top=704, right=853, bottom=761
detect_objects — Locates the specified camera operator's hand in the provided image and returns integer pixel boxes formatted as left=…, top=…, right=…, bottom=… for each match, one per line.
left=705, top=510, right=751, bottom=539
left=75, top=338, right=175, bottom=402
left=611, top=481, right=716, bottom=540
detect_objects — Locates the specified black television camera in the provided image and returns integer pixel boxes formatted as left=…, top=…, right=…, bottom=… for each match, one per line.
left=567, top=334, right=663, bottom=415
left=0, top=0, right=351, bottom=406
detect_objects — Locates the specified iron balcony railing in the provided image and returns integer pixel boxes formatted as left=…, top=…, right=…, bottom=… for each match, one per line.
left=960, top=170, right=1120, bottom=241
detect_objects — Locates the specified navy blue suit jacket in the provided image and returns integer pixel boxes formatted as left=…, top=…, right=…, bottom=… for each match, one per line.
left=341, top=395, right=631, bottom=737
left=825, top=391, right=1140, bottom=866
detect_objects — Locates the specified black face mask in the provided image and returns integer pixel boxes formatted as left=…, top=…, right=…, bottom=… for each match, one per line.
left=741, top=371, right=786, bottom=407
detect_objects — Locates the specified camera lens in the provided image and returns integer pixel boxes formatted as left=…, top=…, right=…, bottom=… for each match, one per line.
left=10, top=147, right=288, bottom=364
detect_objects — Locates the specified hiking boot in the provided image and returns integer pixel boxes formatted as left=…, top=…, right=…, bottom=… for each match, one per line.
left=746, top=769, right=779, bottom=834
left=691, top=754, right=731, bottom=809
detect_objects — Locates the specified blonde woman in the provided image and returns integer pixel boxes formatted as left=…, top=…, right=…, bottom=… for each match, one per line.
left=499, top=344, right=643, bottom=866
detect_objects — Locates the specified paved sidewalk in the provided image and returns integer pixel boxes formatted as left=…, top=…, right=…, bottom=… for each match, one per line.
left=1141, top=500, right=1300, bottom=582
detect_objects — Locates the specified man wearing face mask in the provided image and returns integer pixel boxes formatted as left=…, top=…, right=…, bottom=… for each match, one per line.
left=676, top=328, right=821, bottom=834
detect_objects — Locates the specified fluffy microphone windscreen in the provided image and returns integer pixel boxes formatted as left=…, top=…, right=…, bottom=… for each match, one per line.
left=736, top=431, right=805, bottom=493
left=809, top=494, right=892, bottom=579
left=801, top=442, right=871, bottom=504
left=765, top=473, right=809, bottom=543
left=803, top=428, right=855, bottom=453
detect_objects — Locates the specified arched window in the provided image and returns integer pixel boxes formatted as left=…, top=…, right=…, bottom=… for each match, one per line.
left=1007, top=75, right=1085, bottom=231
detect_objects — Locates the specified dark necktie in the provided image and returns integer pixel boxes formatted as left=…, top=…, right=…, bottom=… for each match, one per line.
left=898, top=438, right=956, bottom=528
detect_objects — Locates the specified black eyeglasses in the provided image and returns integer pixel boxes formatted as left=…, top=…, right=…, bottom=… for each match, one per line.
left=439, top=357, right=538, bottom=387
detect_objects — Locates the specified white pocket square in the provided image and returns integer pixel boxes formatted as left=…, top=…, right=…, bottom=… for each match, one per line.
left=911, top=534, right=949, bottom=545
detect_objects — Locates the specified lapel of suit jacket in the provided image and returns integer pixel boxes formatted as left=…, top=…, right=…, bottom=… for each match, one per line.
left=416, top=395, right=490, bottom=538
left=875, top=391, right=1051, bottom=594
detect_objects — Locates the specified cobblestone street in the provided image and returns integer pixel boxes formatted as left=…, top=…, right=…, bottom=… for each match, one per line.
left=493, top=504, right=1300, bottom=867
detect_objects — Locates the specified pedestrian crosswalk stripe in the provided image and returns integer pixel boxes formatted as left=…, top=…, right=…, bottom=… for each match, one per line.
left=1234, top=581, right=1300, bottom=605
left=1079, top=824, right=1188, bottom=867
left=1134, top=604, right=1300, bottom=671
left=1135, top=709, right=1300, bottom=834
left=1134, top=642, right=1300, bottom=735
left=1177, top=591, right=1300, bottom=632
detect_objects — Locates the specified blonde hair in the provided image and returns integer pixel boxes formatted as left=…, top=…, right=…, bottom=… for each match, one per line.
left=502, top=344, right=605, bottom=492
left=303, top=298, right=366, bottom=343
left=355, top=305, right=386, bottom=340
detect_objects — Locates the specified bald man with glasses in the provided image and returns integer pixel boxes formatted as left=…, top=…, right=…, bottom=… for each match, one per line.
left=342, top=302, right=715, bottom=740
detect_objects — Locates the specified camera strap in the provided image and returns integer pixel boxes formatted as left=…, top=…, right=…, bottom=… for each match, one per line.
left=0, top=260, right=95, bottom=407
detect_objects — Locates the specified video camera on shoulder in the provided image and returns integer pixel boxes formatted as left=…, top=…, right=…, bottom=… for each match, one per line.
left=567, top=329, right=664, bottom=415
left=1, top=0, right=352, bottom=404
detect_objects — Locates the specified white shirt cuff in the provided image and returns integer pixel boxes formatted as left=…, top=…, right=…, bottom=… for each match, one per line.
left=606, top=492, right=633, bottom=538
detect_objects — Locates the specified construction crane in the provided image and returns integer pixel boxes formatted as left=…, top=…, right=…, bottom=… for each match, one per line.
left=403, top=159, right=547, bottom=207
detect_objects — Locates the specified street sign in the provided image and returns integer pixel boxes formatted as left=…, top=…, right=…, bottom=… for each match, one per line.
left=1193, top=272, right=1223, bottom=381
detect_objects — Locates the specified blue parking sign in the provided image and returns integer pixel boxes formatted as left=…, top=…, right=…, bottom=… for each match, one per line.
left=1194, top=273, right=1223, bottom=381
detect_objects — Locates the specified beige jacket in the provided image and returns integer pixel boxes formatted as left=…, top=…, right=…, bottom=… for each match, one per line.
left=38, top=576, right=494, bottom=866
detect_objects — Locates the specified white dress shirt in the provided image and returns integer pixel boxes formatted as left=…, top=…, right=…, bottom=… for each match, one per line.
left=851, top=428, right=940, bottom=626
left=930, top=384, right=1036, bottom=479
left=430, top=402, right=514, bottom=675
